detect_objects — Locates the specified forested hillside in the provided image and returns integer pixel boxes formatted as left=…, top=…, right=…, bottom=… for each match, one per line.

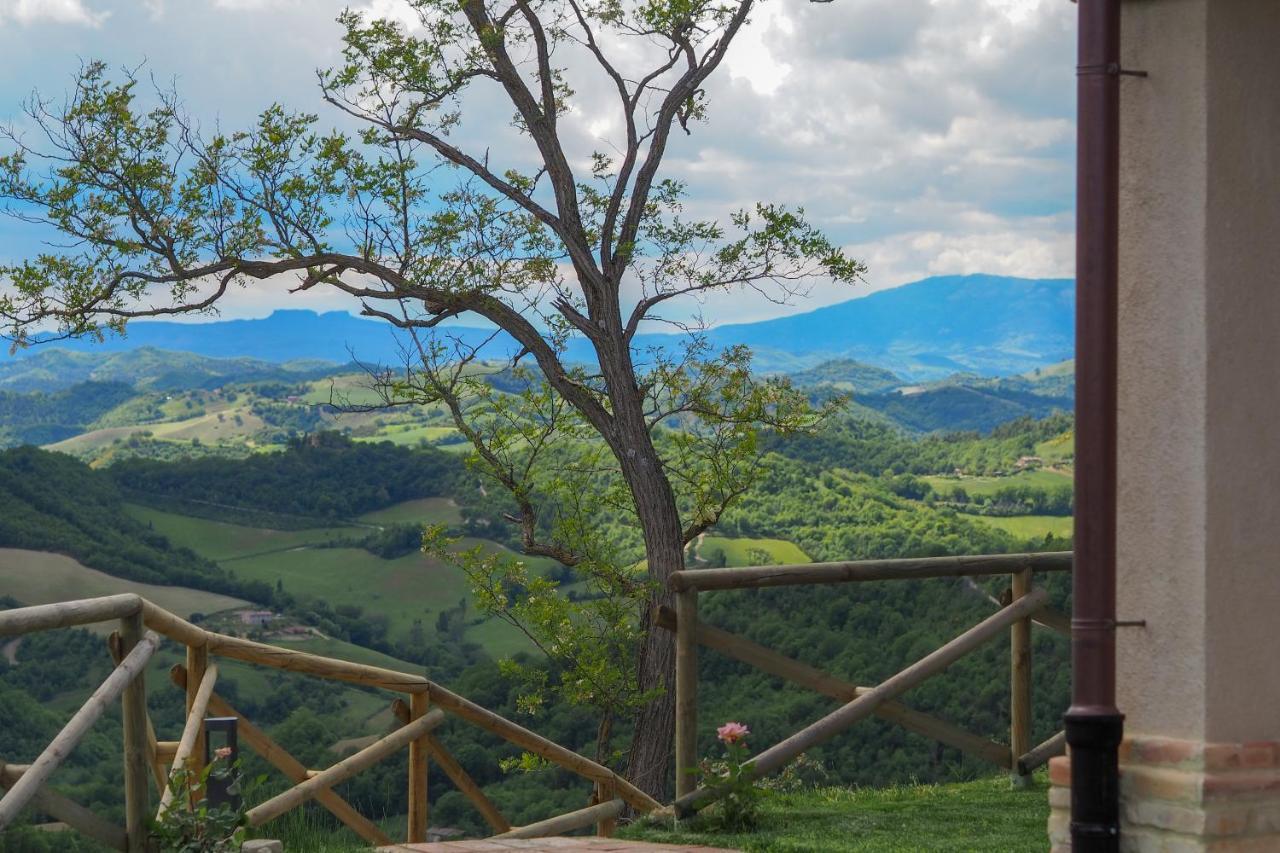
left=0, top=408, right=1074, bottom=842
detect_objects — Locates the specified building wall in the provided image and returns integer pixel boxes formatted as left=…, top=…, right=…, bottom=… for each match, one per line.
left=1202, top=0, right=1280, bottom=743
left=1052, top=1, right=1280, bottom=848
left=1115, top=0, right=1210, bottom=743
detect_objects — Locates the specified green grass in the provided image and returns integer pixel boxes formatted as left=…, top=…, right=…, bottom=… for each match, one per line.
left=969, top=514, right=1074, bottom=539
left=622, top=775, right=1051, bottom=852
left=234, top=775, right=1055, bottom=853
left=0, top=548, right=249, bottom=629
left=354, top=424, right=459, bottom=447
left=125, top=504, right=366, bottom=560
left=700, top=536, right=810, bottom=567
left=923, top=468, right=1071, bottom=497
left=358, top=497, right=461, bottom=526
left=1034, top=430, right=1074, bottom=466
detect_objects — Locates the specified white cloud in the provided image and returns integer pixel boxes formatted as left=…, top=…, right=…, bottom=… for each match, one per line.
left=0, top=0, right=108, bottom=26
left=0, top=0, right=1078, bottom=322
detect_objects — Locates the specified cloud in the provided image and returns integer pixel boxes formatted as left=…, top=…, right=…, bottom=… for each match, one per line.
left=0, top=0, right=1078, bottom=322
left=0, top=0, right=108, bottom=26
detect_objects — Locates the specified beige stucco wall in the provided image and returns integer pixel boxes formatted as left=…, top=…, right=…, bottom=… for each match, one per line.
left=1117, top=0, right=1280, bottom=743
left=1202, top=0, right=1280, bottom=743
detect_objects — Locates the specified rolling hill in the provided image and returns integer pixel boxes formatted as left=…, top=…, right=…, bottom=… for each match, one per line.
left=2, top=274, right=1074, bottom=380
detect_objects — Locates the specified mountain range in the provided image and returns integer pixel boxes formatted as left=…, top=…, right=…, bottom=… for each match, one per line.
left=2, top=274, right=1074, bottom=380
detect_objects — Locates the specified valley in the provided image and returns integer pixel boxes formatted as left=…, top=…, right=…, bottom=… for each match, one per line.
left=0, top=298, right=1077, bottom=843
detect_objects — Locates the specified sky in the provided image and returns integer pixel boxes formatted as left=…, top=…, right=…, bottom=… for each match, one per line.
left=0, top=0, right=1076, bottom=325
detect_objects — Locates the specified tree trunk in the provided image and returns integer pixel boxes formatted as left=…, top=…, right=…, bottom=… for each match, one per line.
left=614, top=426, right=685, bottom=800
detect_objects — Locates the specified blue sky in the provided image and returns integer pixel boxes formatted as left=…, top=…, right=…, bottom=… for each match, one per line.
left=0, top=0, right=1076, bottom=324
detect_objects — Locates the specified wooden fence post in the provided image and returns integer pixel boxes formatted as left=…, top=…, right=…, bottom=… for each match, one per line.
left=595, top=780, right=616, bottom=837
left=1010, top=568, right=1032, bottom=788
left=407, top=692, right=430, bottom=843
left=186, top=642, right=209, bottom=787
left=674, top=589, right=698, bottom=800
left=120, top=611, right=151, bottom=853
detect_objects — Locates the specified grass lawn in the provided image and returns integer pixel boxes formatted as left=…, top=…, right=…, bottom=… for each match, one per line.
left=700, top=536, right=811, bottom=567
left=923, top=468, right=1071, bottom=497
left=253, top=775, right=1051, bottom=852
left=622, top=775, right=1051, bottom=852
left=969, top=514, right=1073, bottom=539
left=358, top=497, right=462, bottom=526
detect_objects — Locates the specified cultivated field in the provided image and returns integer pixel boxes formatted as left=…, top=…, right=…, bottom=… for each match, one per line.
left=0, top=549, right=249, bottom=626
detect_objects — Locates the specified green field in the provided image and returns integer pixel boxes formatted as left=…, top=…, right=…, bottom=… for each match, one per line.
left=0, top=548, right=249, bottom=627
left=923, top=467, right=1072, bottom=497
left=222, top=540, right=541, bottom=655
left=969, top=514, right=1073, bottom=539
left=0, top=547, right=418, bottom=733
left=123, top=506, right=550, bottom=656
left=126, top=504, right=366, bottom=560
left=354, top=423, right=459, bottom=447
left=359, top=497, right=462, bottom=526
left=699, top=536, right=811, bottom=567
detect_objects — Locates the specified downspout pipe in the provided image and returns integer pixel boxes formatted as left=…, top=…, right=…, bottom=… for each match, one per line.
left=1069, top=0, right=1123, bottom=850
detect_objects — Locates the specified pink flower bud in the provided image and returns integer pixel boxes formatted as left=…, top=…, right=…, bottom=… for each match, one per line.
left=716, top=721, right=749, bottom=744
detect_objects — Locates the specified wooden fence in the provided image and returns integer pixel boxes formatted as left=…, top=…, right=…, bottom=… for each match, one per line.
left=0, top=550, right=1074, bottom=846
left=661, top=551, right=1073, bottom=816
left=0, top=595, right=658, bottom=851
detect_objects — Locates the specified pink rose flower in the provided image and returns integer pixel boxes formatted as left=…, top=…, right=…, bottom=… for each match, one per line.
left=716, top=721, right=749, bottom=744
left=214, top=747, right=233, bottom=760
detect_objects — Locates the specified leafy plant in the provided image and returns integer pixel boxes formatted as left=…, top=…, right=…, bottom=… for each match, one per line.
left=690, top=721, right=763, bottom=832
left=152, top=753, right=254, bottom=853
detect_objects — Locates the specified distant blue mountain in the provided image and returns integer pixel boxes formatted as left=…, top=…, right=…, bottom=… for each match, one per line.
left=3, top=275, right=1073, bottom=380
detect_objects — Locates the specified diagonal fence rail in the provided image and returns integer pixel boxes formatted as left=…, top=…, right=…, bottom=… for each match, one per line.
left=0, top=550, right=1073, bottom=847
left=661, top=551, right=1072, bottom=815
left=0, top=594, right=658, bottom=850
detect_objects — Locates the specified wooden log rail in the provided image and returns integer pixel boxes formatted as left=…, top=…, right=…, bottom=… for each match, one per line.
left=669, top=550, right=1071, bottom=592
left=669, top=551, right=1072, bottom=804
left=673, top=587, right=1052, bottom=816
left=0, top=594, right=656, bottom=848
left=0, top=549, right=1072, bottom=847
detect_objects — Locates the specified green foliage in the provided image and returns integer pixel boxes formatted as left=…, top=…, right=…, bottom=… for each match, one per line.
left=110, top=431, right=469, bottom=523
left=692, top=723, right=762, bottom=832
left=152, top=759, right=255, bottom=853
left=0, top=446, right=249, bottom=595
left=0, top=381, right=136, bottom=447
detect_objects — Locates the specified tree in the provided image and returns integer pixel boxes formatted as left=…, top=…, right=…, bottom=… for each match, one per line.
left=0, top=0, right=860, bottom=795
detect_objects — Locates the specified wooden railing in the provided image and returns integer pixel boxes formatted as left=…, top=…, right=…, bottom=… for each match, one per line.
left=0, top=595, right=659, bottom=851
left=661, top=551, right=1073, bottom=816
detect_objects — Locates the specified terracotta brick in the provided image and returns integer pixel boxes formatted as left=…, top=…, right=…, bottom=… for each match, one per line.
left=1130, top=736, right=1204, bottom=768
left=1050, top=755, right=1072, bottom=787
left=1204, top=744, right=1244, bottom=772
left=1202, top=770, right=1280, bottom=800
left=1241, top=743, right=1278, bottom=770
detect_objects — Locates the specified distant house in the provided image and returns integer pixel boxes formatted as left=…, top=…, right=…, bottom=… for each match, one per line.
left=238, top=610, right=275, bottom=627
